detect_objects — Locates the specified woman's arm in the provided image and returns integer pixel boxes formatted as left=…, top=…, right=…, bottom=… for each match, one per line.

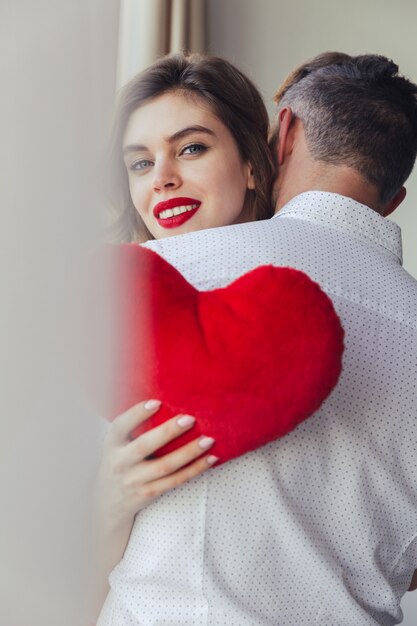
left=92, top=399, right=217, bottom=619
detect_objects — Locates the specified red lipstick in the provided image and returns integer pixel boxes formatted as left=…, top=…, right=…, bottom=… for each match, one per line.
left=153, top=197, right=201, bottom=229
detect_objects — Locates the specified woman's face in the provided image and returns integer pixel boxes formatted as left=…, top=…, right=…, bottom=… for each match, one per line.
left=122, top=91, right=255, bottom=239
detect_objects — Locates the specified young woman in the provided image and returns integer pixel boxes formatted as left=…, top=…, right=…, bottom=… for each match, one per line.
left=94, top=52, right=275, bottom=623
left=108, top=52, right=274, bottom=242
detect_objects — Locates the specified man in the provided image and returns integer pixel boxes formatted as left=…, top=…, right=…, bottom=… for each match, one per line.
left=104, top=53, right=417, bottom=624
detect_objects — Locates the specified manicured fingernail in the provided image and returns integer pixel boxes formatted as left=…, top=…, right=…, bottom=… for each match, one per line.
left=199, top=436, right=215, bottom=449
left=144, top=399, right=161, bottom=410
left=176, top=414, right=196, bottom=428
left=207, top=455, right=219, bottom=465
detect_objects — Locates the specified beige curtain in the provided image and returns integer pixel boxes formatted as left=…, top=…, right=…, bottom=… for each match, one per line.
left=117, top=0, right=207, bottom=88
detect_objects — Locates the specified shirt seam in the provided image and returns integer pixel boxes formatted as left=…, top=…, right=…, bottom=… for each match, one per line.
left=388, top=531, right=417, bottom=580
left=322, top=284, right=417, bottom=329
left=276, top=212, right=402, bottom=263
left=193, top=276, right=417, bottom=330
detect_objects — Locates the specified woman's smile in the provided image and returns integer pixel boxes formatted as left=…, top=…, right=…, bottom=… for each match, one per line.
left=152, top=197, right=201, bottom=228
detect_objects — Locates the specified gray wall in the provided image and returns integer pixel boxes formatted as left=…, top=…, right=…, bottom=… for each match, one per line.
left=207, top=0, right=417, bottom=280
left=207, top=2, right=417, bottom=624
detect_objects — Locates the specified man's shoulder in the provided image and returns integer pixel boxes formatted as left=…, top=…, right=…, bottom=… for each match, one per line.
left=142, top=219, right=286, bottom=291
left=143, top=218, right=277, bottom=254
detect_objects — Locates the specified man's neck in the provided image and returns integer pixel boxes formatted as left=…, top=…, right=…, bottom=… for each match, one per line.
left=274, top=163, right=382, bottom=215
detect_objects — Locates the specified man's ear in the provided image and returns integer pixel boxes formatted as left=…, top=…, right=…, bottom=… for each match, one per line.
left=277, top=107, right=295, bottom=166
left=384, top=186, right=407, bottom=216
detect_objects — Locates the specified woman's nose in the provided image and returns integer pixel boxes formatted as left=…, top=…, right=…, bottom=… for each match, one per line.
left=152, top=160, right=181, bottom=191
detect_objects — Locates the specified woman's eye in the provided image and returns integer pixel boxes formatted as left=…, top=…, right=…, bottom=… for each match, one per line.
left=130, top=159, right=153, bottom=171
left=181, top=143, right=207, bottom=156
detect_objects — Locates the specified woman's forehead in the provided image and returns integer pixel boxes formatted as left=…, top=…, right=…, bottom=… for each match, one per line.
left=123, top=91, right=221, bottom=145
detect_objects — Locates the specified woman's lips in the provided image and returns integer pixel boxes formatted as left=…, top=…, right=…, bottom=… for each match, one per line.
left=153, top=197, right=201, bottom=229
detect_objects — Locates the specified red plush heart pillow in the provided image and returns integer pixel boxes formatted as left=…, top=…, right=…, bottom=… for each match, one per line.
left=93, top=244, right=344, bottom=465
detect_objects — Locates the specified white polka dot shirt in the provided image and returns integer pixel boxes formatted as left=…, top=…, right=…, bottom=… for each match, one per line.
left=98, top=192, right=417, bottom=626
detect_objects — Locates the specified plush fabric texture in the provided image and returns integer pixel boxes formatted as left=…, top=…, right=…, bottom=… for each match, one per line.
left=103, top=244, right=344, bottom=465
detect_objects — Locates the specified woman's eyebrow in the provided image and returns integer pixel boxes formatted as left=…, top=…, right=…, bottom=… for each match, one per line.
left=168, top=125, right=216, bottom=142
left=123, top=125, right=216, bottom=157
left=123, top=144, right=147, bottom=157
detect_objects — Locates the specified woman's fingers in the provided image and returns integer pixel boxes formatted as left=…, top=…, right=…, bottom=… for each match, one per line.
left=124, top=413, right=198, bottom=464
left=107, top=399, right=162, bottom=445
left=130, top=452, right=219, bottom=503
left=97, top=401, right=219, bottom=522
left=131, top=435, right=218, bottom=484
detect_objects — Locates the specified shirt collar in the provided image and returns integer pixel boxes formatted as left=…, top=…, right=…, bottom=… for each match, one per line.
left=272, top=191, right=402, bottom=264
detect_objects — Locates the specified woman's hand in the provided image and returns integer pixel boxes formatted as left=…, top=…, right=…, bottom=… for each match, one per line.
left=95, top=399, right=217, bottom=531
left=92, top=399, right=217, bottom=619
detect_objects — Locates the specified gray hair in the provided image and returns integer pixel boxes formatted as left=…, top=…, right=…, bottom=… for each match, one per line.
left=271, top=53, right=417, bottom=205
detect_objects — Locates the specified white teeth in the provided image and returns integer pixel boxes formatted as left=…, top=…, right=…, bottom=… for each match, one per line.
left=160, top=208, right=174, bottom=218
left=158, top=204, right=199, bottom=219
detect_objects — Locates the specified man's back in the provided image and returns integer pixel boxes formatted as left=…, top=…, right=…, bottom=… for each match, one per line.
left=101, top=192, right=417, bottom=626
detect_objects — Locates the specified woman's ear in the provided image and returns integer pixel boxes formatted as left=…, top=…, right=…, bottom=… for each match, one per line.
left=277, top=107, right=295, bottom=166
left=246, top=163, right=255, bottom=190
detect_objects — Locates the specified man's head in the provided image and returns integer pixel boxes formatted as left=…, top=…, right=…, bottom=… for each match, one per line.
left=270, top=53, right=417, bottom=215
